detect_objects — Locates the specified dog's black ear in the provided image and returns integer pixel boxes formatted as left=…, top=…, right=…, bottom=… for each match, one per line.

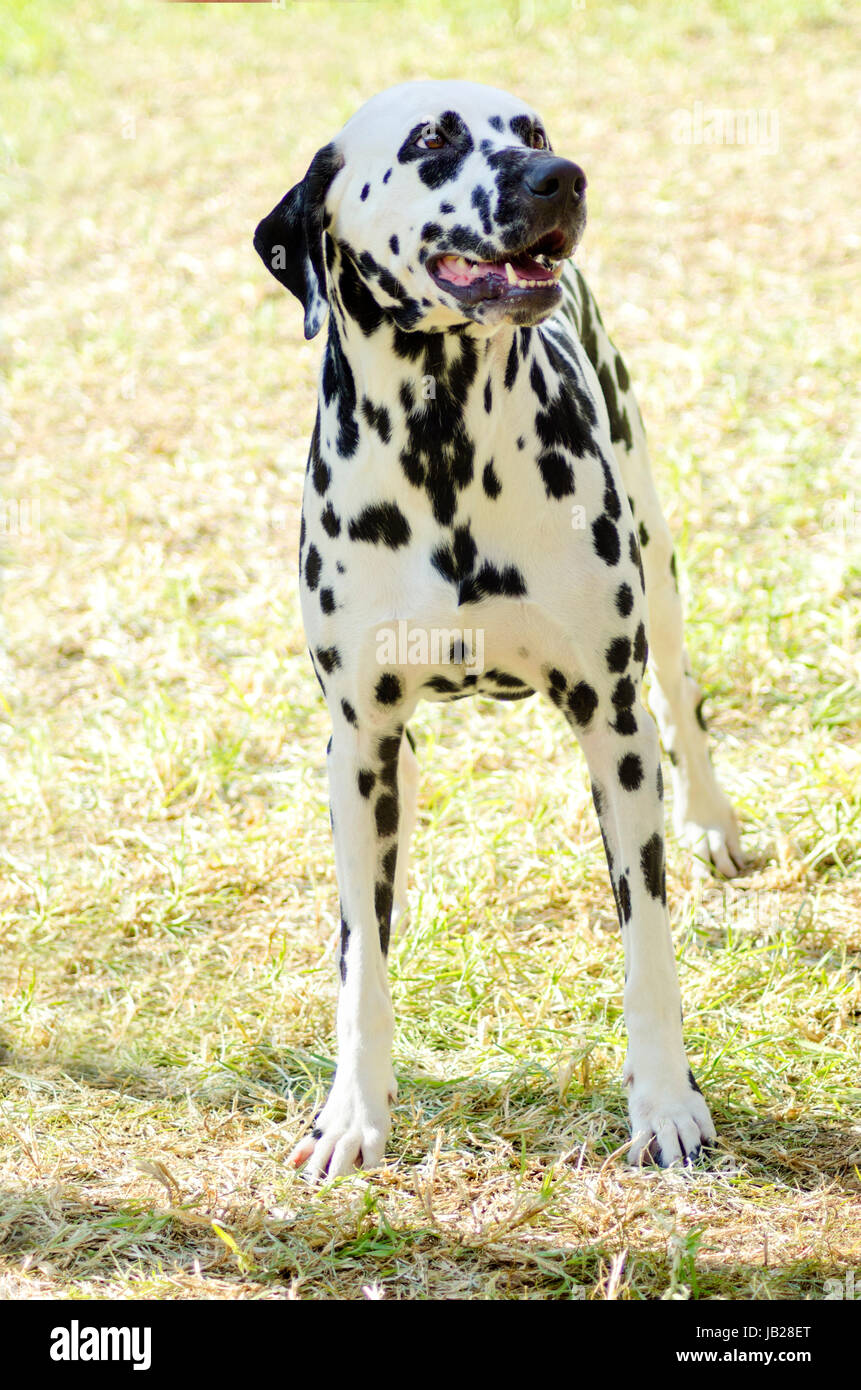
left=254, top=142, right=344, bottom=340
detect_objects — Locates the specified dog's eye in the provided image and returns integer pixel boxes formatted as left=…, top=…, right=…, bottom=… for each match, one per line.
left=416, top=131, right=447, bottom=151
left=531, top=130, right=546, bottom=150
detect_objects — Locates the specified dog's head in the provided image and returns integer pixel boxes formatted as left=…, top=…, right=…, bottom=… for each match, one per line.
left=254, top=80, right=586, bottom=339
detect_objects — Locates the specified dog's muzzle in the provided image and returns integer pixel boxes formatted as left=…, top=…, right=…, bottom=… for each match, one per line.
left=428, top=155, right=587, bottom=311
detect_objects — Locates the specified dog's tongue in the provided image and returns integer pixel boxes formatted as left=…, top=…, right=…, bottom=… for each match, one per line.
left=434, top=256, right=489, bottom=287
left=435, top=252, right=555, bottom=287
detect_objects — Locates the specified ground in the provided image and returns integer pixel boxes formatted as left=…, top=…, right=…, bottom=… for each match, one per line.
left=0, top=0, right=859, bottom=1300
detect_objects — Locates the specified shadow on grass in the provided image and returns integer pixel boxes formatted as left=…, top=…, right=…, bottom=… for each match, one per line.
left=0, top=1180, right=853, bottom=1301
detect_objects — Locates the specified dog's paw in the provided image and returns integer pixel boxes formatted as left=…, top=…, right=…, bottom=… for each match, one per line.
left=289, top=1069, right=397, bottom=1181
left=677, top=789, right=747, bottom=880
left=625, top=1064, right=716, bottom=1168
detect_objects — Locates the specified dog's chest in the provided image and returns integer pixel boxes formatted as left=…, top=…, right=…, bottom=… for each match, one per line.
left=300, top=313, right=625, bottom=653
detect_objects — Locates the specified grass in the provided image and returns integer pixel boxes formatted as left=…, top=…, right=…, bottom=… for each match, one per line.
left=0, top=0, right=859, bottom=1300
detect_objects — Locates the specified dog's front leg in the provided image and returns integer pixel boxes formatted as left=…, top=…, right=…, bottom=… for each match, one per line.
left=579, top=711, right=716, bottom=1166
left=290, top=719, right=407, bottom=1179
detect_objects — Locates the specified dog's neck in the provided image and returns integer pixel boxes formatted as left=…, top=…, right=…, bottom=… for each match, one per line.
left=321, top=299, right=524, bottom=420
left=314, top=295, right=540, bottom=529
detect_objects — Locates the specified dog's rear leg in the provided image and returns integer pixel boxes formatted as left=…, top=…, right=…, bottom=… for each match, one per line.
left=571, top=268, right=745, bottom=877
left=625, top=455, right=745, bottom=877
left=290, top=714, right=409, bottom=1179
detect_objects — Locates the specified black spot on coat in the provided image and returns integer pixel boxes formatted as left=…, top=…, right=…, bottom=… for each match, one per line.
left=618, top=753, right=643, bottom=791
left=482, top=460, right=502, bottom=498
left=375, top=673, right=403, bottom=705
left=321, top=503, right=341, bottom=538
left=361, top=396, right=392, bottom=444
left=458, top=562, right=527, bottom=605
left=640, top=832, right=666, bottom=903
left=348, top=502, right=411, bottom=549
left=606, top=637, right=631, bottom=673
left=305, top=545, right=322, bottom=590
left=315, top=645, right=341, bottom=674
left=592, top=515, right=621, bottom=565
left=616, top=582, right=634, bottom=617
left=567, top=681, right=598, bottom=726
left=375, top=792, right=398, bottom=837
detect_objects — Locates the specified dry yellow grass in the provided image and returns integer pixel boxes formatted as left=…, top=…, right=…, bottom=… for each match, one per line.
left=0, top=0, right=859, bottom=1299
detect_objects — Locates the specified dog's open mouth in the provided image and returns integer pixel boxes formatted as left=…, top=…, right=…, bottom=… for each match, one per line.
left=428, top=229, right=570, bottom=304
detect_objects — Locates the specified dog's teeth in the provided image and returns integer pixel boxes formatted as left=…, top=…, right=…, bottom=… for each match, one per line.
left=456, top=257, right=469, bottom=270
left=505, top=261, right=517, bottom=285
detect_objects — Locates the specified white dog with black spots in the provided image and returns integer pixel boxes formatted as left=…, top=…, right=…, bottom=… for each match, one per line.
left=254, top=80, right=746, bottom=1180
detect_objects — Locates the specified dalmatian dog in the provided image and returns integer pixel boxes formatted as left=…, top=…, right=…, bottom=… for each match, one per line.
left=254, top=80, right=745, bottom=1180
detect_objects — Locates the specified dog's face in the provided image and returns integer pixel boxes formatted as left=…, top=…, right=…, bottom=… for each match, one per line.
left=255, top=80, right=587, bottom=339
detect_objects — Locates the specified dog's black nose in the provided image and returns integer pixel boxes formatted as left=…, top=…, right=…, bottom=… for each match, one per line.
left=523, top=156, right=587, bottom=206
